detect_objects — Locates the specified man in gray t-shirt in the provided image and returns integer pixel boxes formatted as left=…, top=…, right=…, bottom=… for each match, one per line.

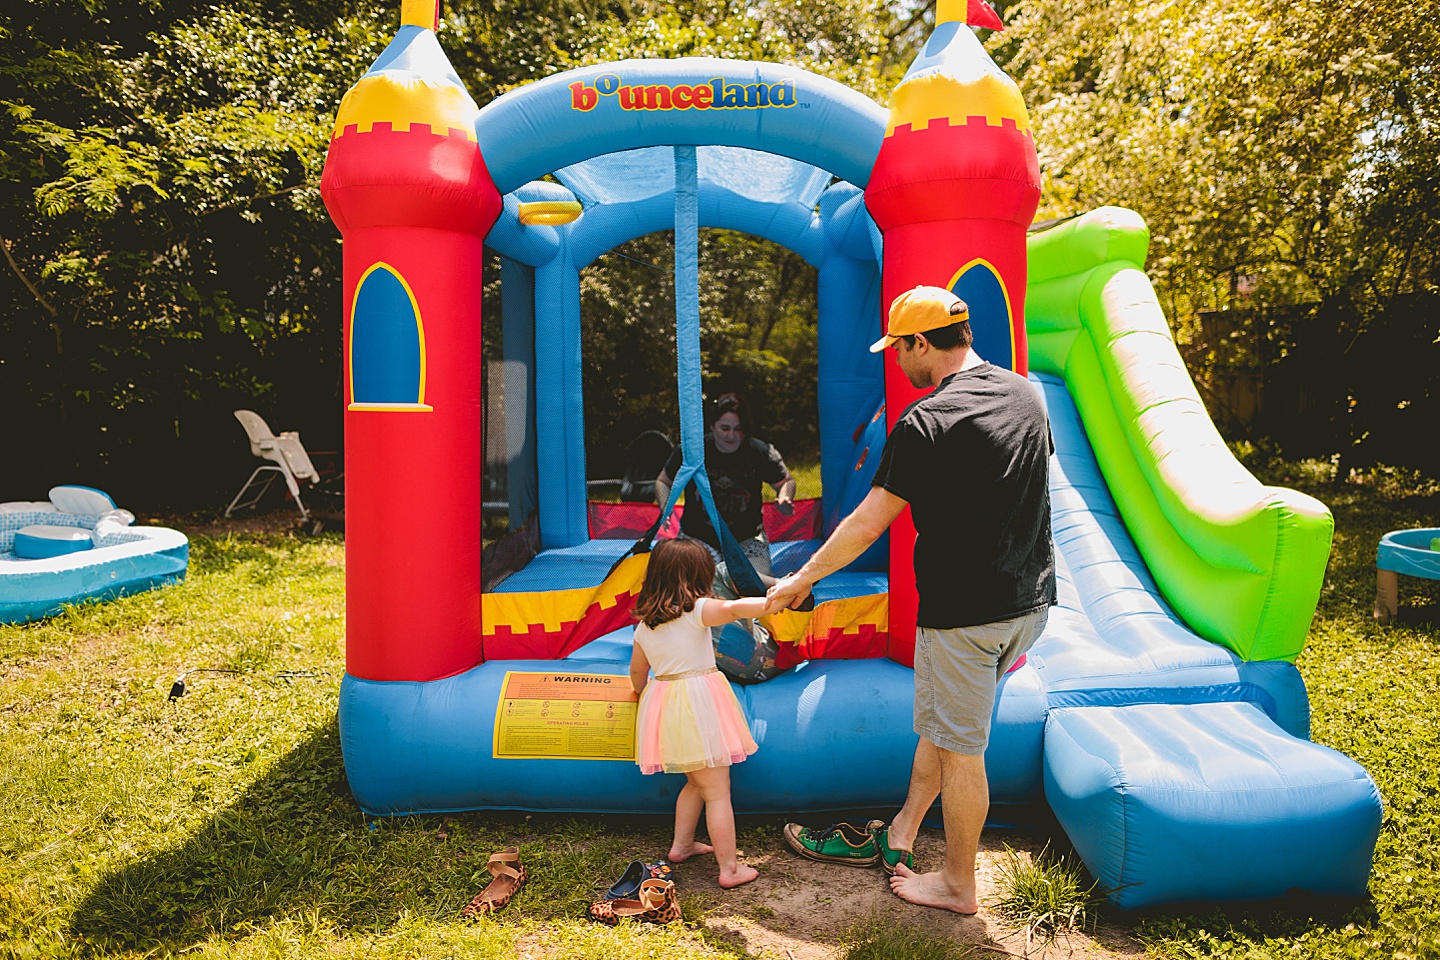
left=769, top=286, right=1055, bottom=917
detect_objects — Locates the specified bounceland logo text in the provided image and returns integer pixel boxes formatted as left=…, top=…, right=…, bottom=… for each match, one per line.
left=570, top=75, right=798, bottom=112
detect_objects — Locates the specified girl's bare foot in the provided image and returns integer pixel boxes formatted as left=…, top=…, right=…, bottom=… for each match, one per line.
left=667, top=840, right=714, bottom=863
left=718, top=863, right=759, bottom=889
left=889, top=863, right=978, bottom=915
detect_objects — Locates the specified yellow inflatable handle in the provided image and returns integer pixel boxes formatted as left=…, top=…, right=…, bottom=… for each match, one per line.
left=517, top=200, right=583, bottom=226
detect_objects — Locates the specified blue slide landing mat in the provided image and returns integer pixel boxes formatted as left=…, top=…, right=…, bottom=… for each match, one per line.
left=1043, top=701, right=1382, bottom=909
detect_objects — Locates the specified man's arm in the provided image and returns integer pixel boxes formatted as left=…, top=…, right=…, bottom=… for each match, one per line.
left=767, top=486, right=907, bottom=609
left=654, top=468, right=672, bottom=507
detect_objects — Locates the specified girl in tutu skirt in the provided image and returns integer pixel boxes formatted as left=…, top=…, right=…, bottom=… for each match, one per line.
left=630, top=537, right=774, bottom=888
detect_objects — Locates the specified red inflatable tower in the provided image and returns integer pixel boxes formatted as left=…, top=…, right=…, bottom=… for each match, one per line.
left=321, top=0, right=502, bottom=681
left=865, top=0, right=1041, bottom=666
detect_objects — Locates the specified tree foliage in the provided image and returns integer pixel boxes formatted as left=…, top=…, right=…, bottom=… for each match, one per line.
left=998, top=0, right=1439, bottom=470
left=0, top=0, right=913, bottom=506
left=1004, top=0, right=1439, bottom=316
left=2, top=0, right=1437, bottom=507
left=1, top=0, right=393, bottom=503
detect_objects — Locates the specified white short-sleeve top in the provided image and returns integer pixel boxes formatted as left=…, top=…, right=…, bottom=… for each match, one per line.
left=633, top=598, right=716, bottom=677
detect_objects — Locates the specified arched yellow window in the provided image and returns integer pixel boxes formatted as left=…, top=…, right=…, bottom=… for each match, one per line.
left=348, top=263, right=433, bottom=412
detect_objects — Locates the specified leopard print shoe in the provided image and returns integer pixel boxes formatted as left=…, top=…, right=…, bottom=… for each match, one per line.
left=588, top=878, right=679, bottom=925
left=461, top=848, right=526, bottom=918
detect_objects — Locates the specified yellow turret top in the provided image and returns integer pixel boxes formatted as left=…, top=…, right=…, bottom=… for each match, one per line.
left=332, top=8, right=478, bottom=142
left=885, top=18, right=1030, bottom=136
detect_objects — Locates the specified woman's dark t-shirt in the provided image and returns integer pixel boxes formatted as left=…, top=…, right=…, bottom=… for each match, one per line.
left=871, top=364, right=1056, bottom=628
left=663, top=436, right=788, bottom=550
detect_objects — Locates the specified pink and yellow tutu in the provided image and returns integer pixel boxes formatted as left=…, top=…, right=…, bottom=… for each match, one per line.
left=635, top=667, right=758, bottom=775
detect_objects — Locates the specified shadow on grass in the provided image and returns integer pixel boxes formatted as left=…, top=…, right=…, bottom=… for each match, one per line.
left=1390, top=603, right=1440, bottom=628
left=67, top=721, right=675, bottom=955
left=69, top=720, right=485, bottom=954
left=68, top=720, right=1042, bottom=960
left=65, top=703, right=1383, bottom=958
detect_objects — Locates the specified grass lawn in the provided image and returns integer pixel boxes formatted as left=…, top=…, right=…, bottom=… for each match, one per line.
left=1130, top=460, right=1440, bottom=960
left=1, top=461, right=1437, bottom=959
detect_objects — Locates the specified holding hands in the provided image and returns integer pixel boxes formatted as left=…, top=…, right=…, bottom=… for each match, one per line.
left=701, top=577, right=812, bottom=624
left=766, top=573, right=813, bottom=613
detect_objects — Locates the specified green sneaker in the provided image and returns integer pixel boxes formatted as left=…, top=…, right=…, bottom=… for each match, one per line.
left=870, top=822, right=915, bottom=876
left=782, top=820, right=880, bottom=866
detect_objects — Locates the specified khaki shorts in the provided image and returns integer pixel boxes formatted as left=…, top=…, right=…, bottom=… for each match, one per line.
left=913, top=608, right=1049, bottom=756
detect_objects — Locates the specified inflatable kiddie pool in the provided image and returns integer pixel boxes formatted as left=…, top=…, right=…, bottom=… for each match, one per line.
left=0, top=486, right=189, bottom=624
left=321, top=0, right=1383, bottom=909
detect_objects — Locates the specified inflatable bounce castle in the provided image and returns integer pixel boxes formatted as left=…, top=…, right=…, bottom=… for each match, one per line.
left=321, top=0, right=1383, bottom=908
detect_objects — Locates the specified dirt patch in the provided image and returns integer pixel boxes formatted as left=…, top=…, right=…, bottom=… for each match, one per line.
left=671, top=829, right=1141, bottom=960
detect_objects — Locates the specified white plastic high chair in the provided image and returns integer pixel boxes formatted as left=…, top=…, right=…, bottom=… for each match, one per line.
left=224, top=410, right=319, bottom=521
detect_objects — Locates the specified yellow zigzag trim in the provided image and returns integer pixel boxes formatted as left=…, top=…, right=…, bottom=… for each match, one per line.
left=333, top=73, right=479, bottom=142
left=482, top=554, right=650, bottom=636
left=764, top=593, right=889, bottom=645
left=885, top=72, right=1031, bottom=136
left=481, top=556, right=886, bottom=647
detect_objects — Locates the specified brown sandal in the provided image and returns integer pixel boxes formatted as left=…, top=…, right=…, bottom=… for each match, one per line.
left=588, top=878, right=680, bottom=925
left=460, top=847, right=526, bottom=918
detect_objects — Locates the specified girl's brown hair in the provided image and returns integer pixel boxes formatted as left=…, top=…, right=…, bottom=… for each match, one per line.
left=632, top=538, right=715, bottom=629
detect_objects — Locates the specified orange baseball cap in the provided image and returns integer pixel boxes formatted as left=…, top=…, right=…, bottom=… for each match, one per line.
left=870, top=286, right=970, bottom=353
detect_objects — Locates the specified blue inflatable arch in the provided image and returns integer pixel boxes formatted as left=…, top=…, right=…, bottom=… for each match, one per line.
left=475, top=59, right=888, bottom=194
left=478, top=60, right=892, bottom=551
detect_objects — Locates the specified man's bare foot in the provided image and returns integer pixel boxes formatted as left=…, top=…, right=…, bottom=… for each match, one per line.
left=718, top=863, right=759, bottom=889
left=886, top=815, right=920, bottom=852
left=889, top=863, right=978, bottom=915
left=667, top=840, right=714, bottom=863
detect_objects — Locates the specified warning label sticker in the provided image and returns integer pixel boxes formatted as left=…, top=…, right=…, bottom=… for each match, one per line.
left=492, top=671, right=638, bottom=761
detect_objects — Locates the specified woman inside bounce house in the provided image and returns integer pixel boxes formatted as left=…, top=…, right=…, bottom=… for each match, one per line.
left=655, top=391, right=797, bottom=581
left=654, top=391, right=799, bottom=683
